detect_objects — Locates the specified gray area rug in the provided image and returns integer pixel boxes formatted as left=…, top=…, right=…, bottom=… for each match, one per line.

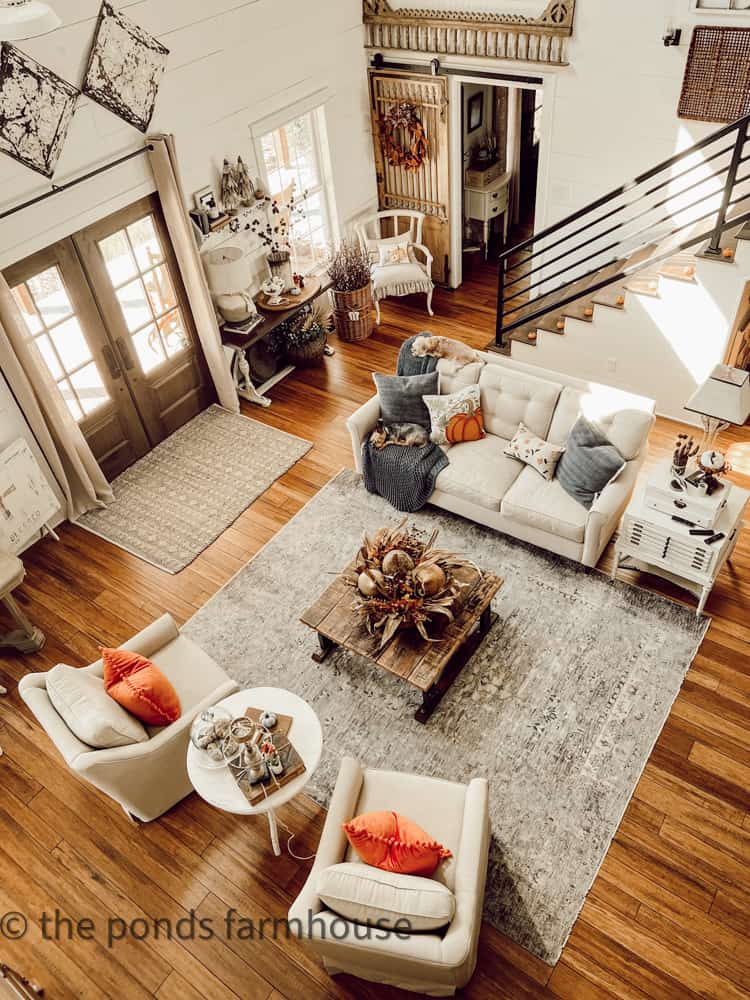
left=184, top=469, right=708, bottom=963
left=77, top=405, right=311, bottom=573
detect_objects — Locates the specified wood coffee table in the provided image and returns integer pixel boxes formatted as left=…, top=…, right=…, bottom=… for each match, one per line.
left=300, top=563, right=503, bottom=723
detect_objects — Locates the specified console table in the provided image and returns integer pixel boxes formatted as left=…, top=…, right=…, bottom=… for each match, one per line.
left=221, top=279, right=332, bottom=407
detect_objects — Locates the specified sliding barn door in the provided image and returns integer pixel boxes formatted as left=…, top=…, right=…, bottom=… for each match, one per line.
left=369, top=69, right=451, bottom=284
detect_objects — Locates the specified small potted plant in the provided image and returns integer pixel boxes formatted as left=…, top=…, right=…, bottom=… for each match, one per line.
left=327, top=240, right=374, bottom=342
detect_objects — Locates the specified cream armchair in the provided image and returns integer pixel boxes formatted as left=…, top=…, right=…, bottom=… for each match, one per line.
left=356, top=209, right=435, bottom=323
left=289, top=757, right=490, bottom=997
left=19, top=614, right=238, bottom=822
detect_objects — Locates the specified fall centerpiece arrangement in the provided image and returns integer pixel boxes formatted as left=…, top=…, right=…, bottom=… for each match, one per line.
left=348, top=520, right=479, bottom=648
left=379, top=102, right=429, bottom=173
left=327, top=240, right=374, bottom=342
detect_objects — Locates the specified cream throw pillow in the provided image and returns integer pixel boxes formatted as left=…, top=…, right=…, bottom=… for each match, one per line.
left=377, top=235, right=411, bottom=267
left=423, top=384, right=485, bottom=445
left=317, top=862, right=456, bottom=931
left=46, top=664, right=149, bottom=749
left=505, top=421, right=565, bottom=481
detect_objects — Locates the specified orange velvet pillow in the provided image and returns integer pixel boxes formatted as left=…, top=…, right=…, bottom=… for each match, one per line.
left=343, top=810, right=452, bottom=876
left=102, top=648, right=181, bottom=726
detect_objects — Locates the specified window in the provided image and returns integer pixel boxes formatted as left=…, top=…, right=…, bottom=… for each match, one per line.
left=257, top=108, right=335, bottom=273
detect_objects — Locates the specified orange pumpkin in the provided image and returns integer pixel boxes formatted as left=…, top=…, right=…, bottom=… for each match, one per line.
left=446, top=408, right=485, bottom=444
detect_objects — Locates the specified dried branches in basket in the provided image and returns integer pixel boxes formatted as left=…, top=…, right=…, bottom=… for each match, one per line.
left=347, top=519, right=478, bottom=648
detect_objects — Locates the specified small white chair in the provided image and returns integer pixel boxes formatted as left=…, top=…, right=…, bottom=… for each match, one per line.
left=356, top=210, right=435, bottom=324
left=19, top=614, right=238, bottom=822
left=289, top=756, right=490, bottom=996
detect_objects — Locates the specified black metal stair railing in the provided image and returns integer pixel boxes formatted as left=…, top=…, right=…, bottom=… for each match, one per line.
left=496, top=114, right=750, bottom=349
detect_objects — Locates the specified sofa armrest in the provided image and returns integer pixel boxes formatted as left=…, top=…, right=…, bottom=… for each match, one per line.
left=582, top=450, right=647, bottom=568
left=19, top=675, right=91, bottom=765
left=346, top=396, right=381, bottom=473
left=289, top=756, right=364, bottom=930
left=440, top=778, right=490, bottom=970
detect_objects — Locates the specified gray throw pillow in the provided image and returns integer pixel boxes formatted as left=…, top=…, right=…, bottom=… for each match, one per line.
left=556, top=416, right=625, bottom=509
left=373, top=371, right=439, bottom=428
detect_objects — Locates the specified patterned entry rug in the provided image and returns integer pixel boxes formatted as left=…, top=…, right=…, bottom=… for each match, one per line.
left=77, top=405, right=311, bottom=573
left=184, top=469, right=708, bottom=964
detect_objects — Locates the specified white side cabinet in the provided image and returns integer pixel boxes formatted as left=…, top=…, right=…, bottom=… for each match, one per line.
left=464, top=170, right=511, bottom=259
left=613, top=476, right=748, bottom=616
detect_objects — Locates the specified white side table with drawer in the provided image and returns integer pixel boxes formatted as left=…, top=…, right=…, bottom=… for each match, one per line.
left=613, top=477, right=748, bottom=616
left=464, top=170, right=511, bottom=259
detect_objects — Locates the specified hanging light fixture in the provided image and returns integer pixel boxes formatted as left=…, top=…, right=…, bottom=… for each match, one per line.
left=0, top=0, right=61, bottom=40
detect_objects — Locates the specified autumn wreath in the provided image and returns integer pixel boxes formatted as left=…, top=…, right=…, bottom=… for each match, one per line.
left=379, top=102, right=428, bottom=173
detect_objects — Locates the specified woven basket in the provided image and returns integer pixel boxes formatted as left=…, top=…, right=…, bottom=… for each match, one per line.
left=285, top=330, right=327, bottom=367
left=332, top=282, right=374, bottom=342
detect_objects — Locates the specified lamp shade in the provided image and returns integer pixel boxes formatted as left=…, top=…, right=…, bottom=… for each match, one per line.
left=685, top=365, right=750, bottom=425
left=203, top=246, right=252, bottom=296
left=0, top=1, right=61, bottom=40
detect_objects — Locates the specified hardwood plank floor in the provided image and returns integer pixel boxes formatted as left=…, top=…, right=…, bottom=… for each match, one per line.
left=0, top=256, right=748, bottom=999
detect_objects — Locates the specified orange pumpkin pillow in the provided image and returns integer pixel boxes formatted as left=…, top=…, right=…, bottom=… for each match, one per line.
left=102, top=648, right=181, bottom=726
left=343, top=811, right=452, bottom=876
left=424, top=384, right=485, bottom=446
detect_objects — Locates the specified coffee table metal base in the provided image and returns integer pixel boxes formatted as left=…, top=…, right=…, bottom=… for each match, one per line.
left=311, top=605, right=499, bottom=723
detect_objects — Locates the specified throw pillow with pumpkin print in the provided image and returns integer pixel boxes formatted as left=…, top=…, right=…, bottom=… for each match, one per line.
left=423, top=384, right=486, bottom=446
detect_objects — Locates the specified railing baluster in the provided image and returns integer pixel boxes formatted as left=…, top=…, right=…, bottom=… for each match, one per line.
left=705, top=119, right=748, bottom=255
left=495, top=255, right=506, bottom=349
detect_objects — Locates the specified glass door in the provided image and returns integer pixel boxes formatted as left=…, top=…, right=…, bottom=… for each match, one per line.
left=6, top=241, right=151, bottom=481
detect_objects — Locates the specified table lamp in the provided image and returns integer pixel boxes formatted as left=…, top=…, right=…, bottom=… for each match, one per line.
left=203, top=245, right=258, bottom=324
left=685, top=365, right=750, bottom=454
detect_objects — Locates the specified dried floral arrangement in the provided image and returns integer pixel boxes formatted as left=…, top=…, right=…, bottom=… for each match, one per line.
left=379, top=102, right=429, bottom=173
left=270, top=302, right=331, bottom=351
left=246, top=186, right=308, bottom=254
left=327, top=240, right=372, bottom=292
left=348, top=520, right=476, bottom=647
left=672, top=433, right=699, bottom=474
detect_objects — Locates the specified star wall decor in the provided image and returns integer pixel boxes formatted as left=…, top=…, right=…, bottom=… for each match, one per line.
left=82, top=1, right=169, bottom=133
left=0, top=43, right=79, bottom=178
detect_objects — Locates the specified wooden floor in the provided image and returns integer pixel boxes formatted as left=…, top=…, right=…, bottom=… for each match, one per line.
left=1, top=256, right=749, bottom=999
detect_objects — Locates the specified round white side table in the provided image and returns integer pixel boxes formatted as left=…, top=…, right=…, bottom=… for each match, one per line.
left=186, top=687, right=323, bottom=856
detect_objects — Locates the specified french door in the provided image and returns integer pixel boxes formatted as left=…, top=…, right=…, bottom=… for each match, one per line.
left=5, top=195, right=214, bottom=481
left=369, top=69, right=451, bottom=283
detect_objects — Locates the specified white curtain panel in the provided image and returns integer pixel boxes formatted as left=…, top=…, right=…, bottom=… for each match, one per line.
left=147, top=134, right=239, bottom=413
left=0, top=278, right=113, bottom=520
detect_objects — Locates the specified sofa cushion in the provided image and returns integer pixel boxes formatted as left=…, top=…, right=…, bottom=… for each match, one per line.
left=343, top=810, right=452, bottom=877
left=547, top=385, right=654, bottom=461
left=501, top=466, right=589, bottom=543
left=424, top=384, right=485, bottom=445
left=434, top=434, right=523, bottom=511
left=103, top=648, right=181, bottom=727
left=556, top=416, right=626, bottom=510
left=373, top=371, right=438, bottom=428
left=317, top=863, right=456, bottom=932
left=346, top=769, right=467, bottom=890
left=46, top=664, right=148, bottom=749
left=437, top=358, right=484, bottom=395
left=478, top=366, right=561, bottom=441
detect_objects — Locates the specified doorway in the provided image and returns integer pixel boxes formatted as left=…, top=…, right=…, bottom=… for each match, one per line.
left=4, top=195, right=214, bottom=481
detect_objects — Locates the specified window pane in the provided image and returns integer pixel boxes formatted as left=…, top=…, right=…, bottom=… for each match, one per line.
left=132, top=324, right=166, bottom=373
left=58, top=379, right=83, bottom=422
left=69, top=363, right=108, bottom=415
left=11, top=284, right=43, bottom=335
left=159, top=310, right=189, bottom=359
left=35, top=333, right=63, bottom=380
left=49, top=317, right=92, bottom=372
left=26, top=267, right=73, bottom=327
left=116, top=278, right=152, bottom=332
left=143, top=266, right=176, bottom=316
left=288, top=114, right=319, bottom=189
left=127, top=216, right=163, bottom=271
left=98, top=231, right=138, bottom=286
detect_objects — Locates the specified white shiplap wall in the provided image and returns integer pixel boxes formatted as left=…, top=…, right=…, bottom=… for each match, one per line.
left=0, top=0, right=377, bottom=270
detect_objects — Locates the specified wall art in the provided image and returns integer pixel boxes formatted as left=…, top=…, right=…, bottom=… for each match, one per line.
left=0, top=43, right=79, bottom=178
left=82, top=1, right=169, bottom=133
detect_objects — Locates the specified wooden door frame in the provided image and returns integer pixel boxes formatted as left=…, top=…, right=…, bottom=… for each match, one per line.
left=72, top=193, right=213, bottom=445
left=724, top=278, right=750, bottom=369
left=3, top=239, right=152, bottom=466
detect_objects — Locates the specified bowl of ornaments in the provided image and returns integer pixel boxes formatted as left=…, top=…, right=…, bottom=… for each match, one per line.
left=189, top=706, right=233, bottom=768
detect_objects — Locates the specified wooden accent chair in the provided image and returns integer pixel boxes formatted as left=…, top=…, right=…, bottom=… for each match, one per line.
left=356, top=210, right=435, bottom=323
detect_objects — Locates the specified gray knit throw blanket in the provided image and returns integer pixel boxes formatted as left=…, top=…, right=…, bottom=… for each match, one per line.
left=361, top=335, right=449, bottom=513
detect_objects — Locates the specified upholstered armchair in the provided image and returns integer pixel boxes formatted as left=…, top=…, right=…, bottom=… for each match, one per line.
left=356, top=209, right=435, bottom=323
left=288, top=756, right=490, bottom=997
left=19, top=614, right=238, bottom=822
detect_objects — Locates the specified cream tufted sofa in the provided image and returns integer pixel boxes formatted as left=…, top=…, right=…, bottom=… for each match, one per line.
left=347, top=350, right=655, bottom=568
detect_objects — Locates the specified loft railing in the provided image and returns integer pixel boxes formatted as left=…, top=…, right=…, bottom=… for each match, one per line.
left=495, top=113, right=750, bottom=348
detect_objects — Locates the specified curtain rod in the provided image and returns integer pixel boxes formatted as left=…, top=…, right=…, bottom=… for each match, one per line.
left=0, top=144, right=154, bottom=223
